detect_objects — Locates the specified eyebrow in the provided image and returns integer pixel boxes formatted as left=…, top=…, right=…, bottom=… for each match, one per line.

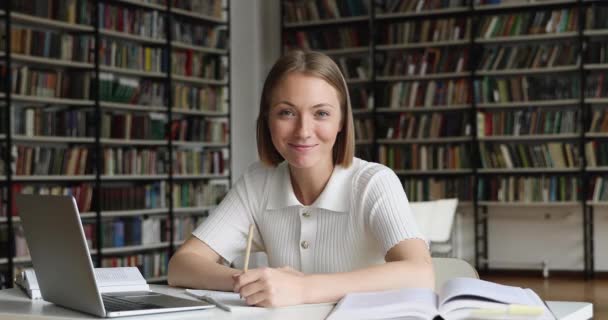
left=274, top=101, right=337, bottom=109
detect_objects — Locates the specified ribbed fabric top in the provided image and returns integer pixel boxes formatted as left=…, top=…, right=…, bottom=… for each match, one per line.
left=192, top=158, right=427, bottom=273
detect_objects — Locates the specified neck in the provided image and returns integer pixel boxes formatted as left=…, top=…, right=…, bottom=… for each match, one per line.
left=289, top=159, right=335, bottom=206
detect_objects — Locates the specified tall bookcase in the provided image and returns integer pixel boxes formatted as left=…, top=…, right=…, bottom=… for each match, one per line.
left=280, top=0, right=608, bottom=277
left=0, top=0, right=231, bottom=288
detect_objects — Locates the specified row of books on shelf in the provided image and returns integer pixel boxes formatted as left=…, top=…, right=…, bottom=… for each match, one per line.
left=380, top=48, right=468, bottom=77
left=11, top=0, right=225, bottom=23
left=99, top=39, right=166, bottom=73
left=589, top=109, right=608, bottom=133
left=173, top=84, right=227, bottom=112
left=385, top=79, right=471, bottom=108
left=403, top=176, right=473, bottom=202
left=3, top=66, right=92, bottom=100
left=169, top=117, right=229, bottom=143
left=171, top=51, right=228, bottom=79
left=99, top=216, right=169, bottom=248
left=337, top=56, right=370, bottom=80
left=379, top=144, right=471, bottom=170
left=477, top=176, right=579, bottom=202
left=101, top=252, right=168, bottom=280
left=474, top=75, right=579, bottom=104
left=383, top=112, right=470, bottom=139
left=101, top=112, right=166, bottom=140
left=585, top=6, right=608, bottom=30
left=98, top=2, right=166, bottom=40
left=479, top=142, right=580, bottom=169
left=379, top=18, right=470, bottom=45
left=476, top=109, right=578, bottom=137
left=99, top=74, right=165, bottom=105
left=172, top=20, right=228, bottom=49
left=99, top=183, right=166, bottom=212
left=588, top=42, right=608, bottom=65
left=172, top=215, right=204, bottom=242
left=14, top=145, right=91, bottom=176
left=173, top=149, right=227, bottom=176
left=15, top=107, right=96, bottom=138
left=285, top=27, right=369, bottom=51
left=11, top=0, right=93, bottom=26
left=4, top=27, right=93, bottom=63
left=172, top=180, right=228, bottom=208
left=479, top=9, right=579, bottom=39
left=585, top=141, right=608, bottom=168
left=283, top=0, right=369, bottom=23
left=103, top=148, right=167, bottom=176
left=478, top=43, right=578, bottom=71
left=354, top=118, right=374, bottom=140
left=382, top=0, right=467, bottom=14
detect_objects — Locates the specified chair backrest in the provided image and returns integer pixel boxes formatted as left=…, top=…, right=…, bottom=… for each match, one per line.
left=409, top=198, right=458, bottom=243
left=432, top=257, right=479, bottom=292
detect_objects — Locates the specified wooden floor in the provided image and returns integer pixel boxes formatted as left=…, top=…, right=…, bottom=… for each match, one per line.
left=481, top=274, right=607, bottom=319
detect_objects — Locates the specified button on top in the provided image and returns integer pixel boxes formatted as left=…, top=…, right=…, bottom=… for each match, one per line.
left=302, top=212, right=311, bottom=218
left=301, top=240, right=309, bottom=249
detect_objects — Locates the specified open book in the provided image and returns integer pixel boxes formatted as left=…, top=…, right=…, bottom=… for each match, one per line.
left=15, top=267, right=150, bottom=300
left=327, top=278, right=555, bottom=320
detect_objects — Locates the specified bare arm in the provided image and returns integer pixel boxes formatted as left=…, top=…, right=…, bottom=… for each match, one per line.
left=234, top=238, right=434, bottom=307
left=167, top=237, right=239, bottom=291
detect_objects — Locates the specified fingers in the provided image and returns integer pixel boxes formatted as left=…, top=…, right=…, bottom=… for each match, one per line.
left=233, top=267, right=270, bottom=292
left=239, top=279, right=266, bottom=299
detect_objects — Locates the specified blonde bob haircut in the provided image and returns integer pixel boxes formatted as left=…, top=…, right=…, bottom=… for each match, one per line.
left=256, top=50, right=355, bottom=168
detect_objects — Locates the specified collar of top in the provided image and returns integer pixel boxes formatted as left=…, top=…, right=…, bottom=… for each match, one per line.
left=266, top=161, right=352, bottom=213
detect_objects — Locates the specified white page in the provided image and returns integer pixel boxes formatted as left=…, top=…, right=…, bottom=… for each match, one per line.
left=185, top=289, right=249, bottom=308
left=94, top=267, right=147, bottom=287
left=23, top=269, right=40, bottom=290
left=326, top=287, right=437, bottom=320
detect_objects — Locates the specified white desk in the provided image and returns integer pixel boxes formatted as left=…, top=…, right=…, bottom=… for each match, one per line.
left=0, top=285, right=593, bottom=320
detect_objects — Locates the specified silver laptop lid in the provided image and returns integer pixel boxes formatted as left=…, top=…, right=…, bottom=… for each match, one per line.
left=16, top=194, right=106, bottom=317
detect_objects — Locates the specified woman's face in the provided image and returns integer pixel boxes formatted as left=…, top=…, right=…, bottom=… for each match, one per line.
left=268, top=72, right=342, bottom=170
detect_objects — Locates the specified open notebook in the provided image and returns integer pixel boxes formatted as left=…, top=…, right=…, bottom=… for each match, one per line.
left=326, top=278, right=555, bottom=320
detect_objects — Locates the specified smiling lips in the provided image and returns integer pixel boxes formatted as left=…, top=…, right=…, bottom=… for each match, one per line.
left=289, top=143, right=317, bottom=152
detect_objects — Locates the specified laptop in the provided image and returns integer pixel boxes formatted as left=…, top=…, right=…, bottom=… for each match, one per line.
left=15, top=194, right=214, bottom=317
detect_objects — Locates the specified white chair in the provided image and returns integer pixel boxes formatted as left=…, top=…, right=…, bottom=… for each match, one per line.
left=432, top=257, right=478, bottom=292
left=409, top=198, right=458, bottom=257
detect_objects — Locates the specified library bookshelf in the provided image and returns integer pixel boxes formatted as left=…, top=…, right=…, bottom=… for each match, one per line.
left=280, top=0, right=608, bottom=277
left=0, top=0, right=231, bottom=288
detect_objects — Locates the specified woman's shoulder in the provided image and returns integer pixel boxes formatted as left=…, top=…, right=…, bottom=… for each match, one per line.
left=350, top=158, right=397, bottom=186
left=241, top=161, right=280, bottom=183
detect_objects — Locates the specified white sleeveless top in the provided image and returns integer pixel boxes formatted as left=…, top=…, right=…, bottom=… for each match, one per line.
left=192, top=158, right=427, bottom=273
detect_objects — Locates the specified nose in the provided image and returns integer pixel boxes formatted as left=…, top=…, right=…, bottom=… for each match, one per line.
left=295, top=114, right=312, bottom=139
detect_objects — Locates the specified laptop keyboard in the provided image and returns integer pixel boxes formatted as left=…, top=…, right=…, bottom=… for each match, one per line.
left=102, top=294, right=162, bottom=312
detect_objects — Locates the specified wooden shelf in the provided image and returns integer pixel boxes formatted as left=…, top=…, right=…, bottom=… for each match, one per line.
left=376, top=105, right=470, bottom=113
left=477, top=168, right=581, bottom=174
left=346, top=78, right=371, bottom=85
left=477, top=134, right=580, bottom=141
left=474, top=0, right=576, bottom=11
left=284, top=15, right=369, bottom=28
left=476, top=99, right=579, bottom=109
left=101, top=174, right=169, bottom=181
left=376, top=40, right=469, bottom=51
left=171, top=74, right=228, bottom=86
left=170, top=8, right=227, bottom=24
left=585, top=132, right=608, bottom=138
left=99, top=101, right=168, bottom=113
left=171, top=141, right=228, bottom=148
left=171, top=41, right=228, bottom=55
left=475, top=32, right=578, bottom=44
left=7, top=94, right=94, bottom=106
left=477, top=201, right=581, bottom=208
left=173, top=206, right=216, bottom=214
left=3, top=52, right=94, bottom=69
left=314, top=47, right=369, bottom=56
left=100, top=138, right=168, bottom=146
left=100, top=208, right=169, bottom=218
left=377, top=72, right=469, bottom=82
left=583, top=29, right=608, bottom=37
left=100, top=29, right=165, bottom=45
left=12, top=135, right=96, bottom=144
left=587, top=201, right=608, bottom=207
left=477, top=65, right=579, bottom=76
left=172, top=174, right=229, bottom=180
left=352, top=109, right=374, bottom=115
left=393, top=169, right=473, bottom=175
left=585, top=98, right=608, bottom=104
left=376, top=6, right=468, bottom=20
left=585, top=166, right=608, bottom=172
left=12, top=175, right=96, bottom=182
left=356, top=139, right=373, bottom=145
left=583, top=64, right=608, bottom=71
left=171, top=108, right=228, bottom=117
left=99, top=65, right=167, bottom=78
left=10, top=12, right=94, bottom=32
left=115, top=0, right=167, bottom=11
left=102, top=242, right=170, bottom=255
left=378, top=136, right=471, bottom=144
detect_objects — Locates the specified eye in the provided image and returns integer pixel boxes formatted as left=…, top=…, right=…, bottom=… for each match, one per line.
left=316, top=110, right=330, bottom=118
left=278, top=109, right=295, bottom=117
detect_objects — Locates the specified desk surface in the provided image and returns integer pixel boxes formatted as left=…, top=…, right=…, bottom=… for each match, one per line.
left=0, top=285, right=593, bottom=320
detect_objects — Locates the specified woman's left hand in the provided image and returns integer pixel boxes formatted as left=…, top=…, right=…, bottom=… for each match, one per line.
left=232, top=266, right=307, bottom=307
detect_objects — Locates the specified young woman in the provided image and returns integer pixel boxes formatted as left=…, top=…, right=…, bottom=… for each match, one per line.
left=168, top=50, right=434, bottom=307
